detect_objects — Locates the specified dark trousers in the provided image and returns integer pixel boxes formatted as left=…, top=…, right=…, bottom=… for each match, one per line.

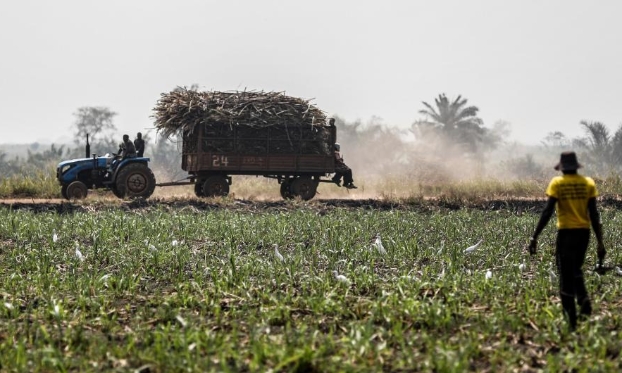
left=556, top=229, right=592, bottom=329
left=333, top=165, right=353, bottom=184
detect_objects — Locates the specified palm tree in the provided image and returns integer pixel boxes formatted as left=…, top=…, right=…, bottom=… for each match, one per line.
left=575, top=120, right=622, bottom=173
left=412, top=93, right=488, bottom=153
left=579, top=121, right=610, bottom=148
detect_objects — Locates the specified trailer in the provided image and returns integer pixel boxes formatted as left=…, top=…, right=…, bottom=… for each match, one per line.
left=153, top=89, right=345, bottom=201
left=173, top=118, right=336, bottom=200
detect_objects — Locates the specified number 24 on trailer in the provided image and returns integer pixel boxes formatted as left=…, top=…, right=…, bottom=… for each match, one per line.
left=212, top=155, right=229, bottom=167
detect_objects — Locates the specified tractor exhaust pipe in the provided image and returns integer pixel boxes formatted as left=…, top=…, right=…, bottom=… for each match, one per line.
left=85, top=134, right=91, bottom=158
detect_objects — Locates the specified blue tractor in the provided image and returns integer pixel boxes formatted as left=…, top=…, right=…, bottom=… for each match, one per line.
left=56, top=135, right=156, bottom=200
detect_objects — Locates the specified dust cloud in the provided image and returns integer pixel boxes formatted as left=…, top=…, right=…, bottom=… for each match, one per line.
left=148, top=117, right=579, bottom=201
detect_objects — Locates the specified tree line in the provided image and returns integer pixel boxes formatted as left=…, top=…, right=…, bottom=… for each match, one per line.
left=2, top=93, right=622, bottom=182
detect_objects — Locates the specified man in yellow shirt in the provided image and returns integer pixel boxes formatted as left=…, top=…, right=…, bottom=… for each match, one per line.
left=528, top=151, right=606, bottom=331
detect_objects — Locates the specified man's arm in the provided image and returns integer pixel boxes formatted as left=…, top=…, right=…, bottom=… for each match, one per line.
left=528, top=197, right=557, bottom=254
left=334, top=152, right=343, bottom=163
left=588, top=197, right=606, bottom=263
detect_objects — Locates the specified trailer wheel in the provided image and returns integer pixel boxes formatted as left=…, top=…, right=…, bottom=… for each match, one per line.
left=66, top=181, right=88, bottom=200
left=291, top=177, right=317, bottom=201
left=280, top=180, right=294, bottom=200
left=202, top=175, right=229, bottom=197
left=194, top=181, right=205, bottom=197
left=115, top=163, right=156, bottom=199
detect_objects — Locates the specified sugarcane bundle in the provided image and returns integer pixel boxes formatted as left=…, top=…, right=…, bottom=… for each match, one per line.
left=152, top=87, right=329, bottom=138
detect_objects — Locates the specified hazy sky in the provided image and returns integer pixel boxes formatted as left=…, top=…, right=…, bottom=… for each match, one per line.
left=1, top=0, right=621, bottom=145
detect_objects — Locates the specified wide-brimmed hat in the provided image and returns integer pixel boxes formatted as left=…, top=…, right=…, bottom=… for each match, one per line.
left=554, top=151, right=582, bottom=171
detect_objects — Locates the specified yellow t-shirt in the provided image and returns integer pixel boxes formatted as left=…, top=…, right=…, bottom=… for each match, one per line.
left=546, top=174, right=598, bottom=229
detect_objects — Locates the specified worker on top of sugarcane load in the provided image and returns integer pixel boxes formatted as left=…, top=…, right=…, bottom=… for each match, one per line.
left=527, top=151, right=606, bottom=331
left=331, top=143, right=357, bottom=189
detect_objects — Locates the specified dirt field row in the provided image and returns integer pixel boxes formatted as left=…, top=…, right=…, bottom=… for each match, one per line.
left=0, top=196, right=568, bottom=214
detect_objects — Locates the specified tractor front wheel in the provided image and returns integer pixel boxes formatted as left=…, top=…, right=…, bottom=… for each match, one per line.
left=61, top=184, right=69, bottom=199
left=66, top=181, right=88, bottom=200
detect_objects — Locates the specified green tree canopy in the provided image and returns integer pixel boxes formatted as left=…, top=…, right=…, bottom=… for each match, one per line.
left=411, top=93, right=498, bottom=154
left=574, top=120, right=622, bottom=173
left=70, top=106, right=119, bottom=157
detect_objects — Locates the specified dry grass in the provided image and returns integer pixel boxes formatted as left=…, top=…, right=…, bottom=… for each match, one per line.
left=4, top=170, right=622, bottom=204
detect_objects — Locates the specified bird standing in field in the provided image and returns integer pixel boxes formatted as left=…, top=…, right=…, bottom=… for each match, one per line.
left=52, top=229, right=58, bottom=243
left=485, top=269, right=492, bottom=280
left=273, top=244, right=284, bottom=262
left=464, top=239, right=483, bottom=254
left=75, top=243, right=84, bottom=262
left=372, top=233, right=386, bottom=255
left=332, top=270, right=350, bottom=284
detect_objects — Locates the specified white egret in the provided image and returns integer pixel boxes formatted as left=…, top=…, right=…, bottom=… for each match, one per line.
left=176, top=314, right=188, bottom=327
left=52, top=229, right=58, bottom=243
left=372, top=233, right=386, bottom=255
left=273, top=244, right=284, bottom=262
left=464, top=239, right=483, bottom=254
left=485, top=270, right=492, bottom=280
left=75, top=244, right=84, bottom=262
left=332, top=270, right=350, bottom=284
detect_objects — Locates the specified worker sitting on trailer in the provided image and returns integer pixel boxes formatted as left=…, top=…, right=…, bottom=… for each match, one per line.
left=331, top=143, right=357, bottom=189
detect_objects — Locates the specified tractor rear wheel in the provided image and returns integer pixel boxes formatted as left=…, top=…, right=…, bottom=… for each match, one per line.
left=202, top=175, right=229, bottom=197
left=115, top=163, right=156, bottom=199
left=110, top=185, right=124, bottom=198
left=291, top=177, right=317, bottom=201
left=66, top=181, right=88, bottom=200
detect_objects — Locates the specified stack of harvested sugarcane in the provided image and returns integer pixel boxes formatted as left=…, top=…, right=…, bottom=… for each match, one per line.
left=152, top=87, right=333, bottom=155
left=152, top=87, right=333, bottom=151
